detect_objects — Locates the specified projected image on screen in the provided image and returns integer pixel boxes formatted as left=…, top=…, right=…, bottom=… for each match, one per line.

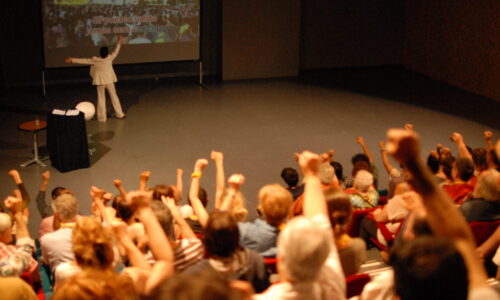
left=42, top=0, right=200, bottom=68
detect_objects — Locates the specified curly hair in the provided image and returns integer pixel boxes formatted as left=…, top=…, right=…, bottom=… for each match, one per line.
left=72, top=217, right=114, bottom=270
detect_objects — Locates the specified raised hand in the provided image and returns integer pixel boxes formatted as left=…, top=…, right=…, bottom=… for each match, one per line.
left=483, top=130, right=493, bottom=140
left=385, top=129, right=420, bottom=165
left=65, top=57, right=73, bottom=64
left=90, top=186, right=105, bottom=202
left=7, top=169, right=22, bottom=185
left=4, top=191, right=22, bottom=215
left=298, top=151, right=321, bottom=177
left=194, top=159, right=208, bottom=172
left=450, top=132, right=464, bottom=144
left=176, top=168, right=183, bottom=176
left=140, top=171, right=151, bottom=181
left=404, top=123, right=414, bottom=131
left=42, top=171, right=50, bottom=182
left=228, top=174, right=245, bottom=190
left=113, top=179, right=127, bottom=198
left=355, top=136, right=366, bottom=145
left=211, top=151, right=224, bottom=162
left=126, top=190, right=153, bottom=211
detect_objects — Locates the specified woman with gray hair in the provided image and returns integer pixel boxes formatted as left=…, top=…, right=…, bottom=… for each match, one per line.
left=345, top=169, right=379, bottom=209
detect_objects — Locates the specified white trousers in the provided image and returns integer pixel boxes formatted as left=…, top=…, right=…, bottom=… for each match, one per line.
left=96, top=83, right=124, bottom=122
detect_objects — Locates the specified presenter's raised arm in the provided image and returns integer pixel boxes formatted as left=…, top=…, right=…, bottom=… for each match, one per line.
left=109, top=35, right=123, bottom=60
left=68, top=57, right=94, bottom=65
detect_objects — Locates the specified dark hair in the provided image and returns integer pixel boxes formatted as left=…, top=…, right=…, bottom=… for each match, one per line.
left=325, top=188, right=351, bottom=238
left=281, top=168, right=299, bottom=187
left=151, top=201, right=175, bottom=241
left=112, top=195, right=134, bottom=223
left=330, top=161, right=344, bottom=182
left=390, top=236, right=468, bottom=300
left=203, top=211, right=240, bottom=258
left=51, top=187, right=70, bottom=200
left=440, top=156, right=455, bottom=181
left=472, top=148, right=488, bottom=172
left=351, top=160, right=371, bottom=177
left=187, top=187, right=208, bottom=207
left=351, top=153, right=369, bottom=165
left=455, top=157, right=474, bottom=182
left=153, top=185, right=181, bottom=204
left=426, top=154, right=440, bottom=174
left=100, top=47, right=109, bottom=58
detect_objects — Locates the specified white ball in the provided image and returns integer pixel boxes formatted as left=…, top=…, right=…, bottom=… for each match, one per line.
left=75, top=101, right=95, bottom=121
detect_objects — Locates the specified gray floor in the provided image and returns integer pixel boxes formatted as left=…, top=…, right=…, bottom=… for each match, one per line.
left=0, top=66, right=499, bottom=235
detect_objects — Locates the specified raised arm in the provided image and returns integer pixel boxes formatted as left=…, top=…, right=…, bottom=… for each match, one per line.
left=139, top=171, right=151, bottom=192
left=378, top=140, right=396, bottom=175
left=188, top=159, right=209, bottom=227
left=219, top=174, right=245, bottom=213
left=162, top=196, right=196, bottom=239
left=109, top=35, right=123, bottom=60
left=112, top=220, right=151, bottom=270
left=126, top=190, right=174, bottom=295
left=113, top=179, right=128, bottom=199
left=356, top=136, right=374, bottom=163
left=36, top=171, right=53, bottom=218
left=8, top=169, right=31, bottom=212
left=484, top=131, right=493, bottom=151
left=386, top=128, right=489, bottom=289
left=211, top=151, right=225, bottom=209
left=450, top=132, right=473, bottom=160
left=298, top=151, right=328, bottom=219
left=176, top=168, right=183, bottom=196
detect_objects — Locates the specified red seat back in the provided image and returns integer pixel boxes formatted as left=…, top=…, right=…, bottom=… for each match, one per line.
left=346, top=273, right=371, bottom=298
left=469, top=220, right=500, bottom=246
left=346, top=207, right=379, bottom=237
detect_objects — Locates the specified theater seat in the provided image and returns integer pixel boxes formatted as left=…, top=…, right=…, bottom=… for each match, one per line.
left=346, top=207, right=379, bottom=237
left=346, top=273, right=371, bottom=298
left=469, top=220, right=500, bottom=246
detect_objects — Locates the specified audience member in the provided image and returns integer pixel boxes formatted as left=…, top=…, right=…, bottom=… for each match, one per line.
left=0, top=191, right=37, bottom=276
left=325, top=187, right=366, bottom=276
left=41, top=193, right=79, bottom=271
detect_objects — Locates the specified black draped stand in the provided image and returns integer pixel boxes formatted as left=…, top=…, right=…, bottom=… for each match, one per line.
left=47, top=111, right=90, bottom=173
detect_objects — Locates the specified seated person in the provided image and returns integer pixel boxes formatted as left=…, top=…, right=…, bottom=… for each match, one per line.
left=0, top=191, right=37, bottom=277
left=325, top=187, right=366, bottom=276
left=345, top=170, right=379, bottom=209
left=280, top=167, right=304, bottom=200
left=38, top=186, right=74, bottom=239
left=186, top=159, right=270, bottom=293
left=147, top=200, right=204, bottom=272
left=238, top=183, right=292, bottom=257
left=441, top=157, right=475, bottom=204
left=41, top=193, right=79, bottom=272
left=255, top=151, right=345, bottom=300
left=359, top=183, right=410, bottom=249
left=459, top=169, right=500, bottom=223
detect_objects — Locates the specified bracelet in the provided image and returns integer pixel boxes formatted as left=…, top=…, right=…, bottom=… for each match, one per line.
left=191, top=171, right=201, bottom=178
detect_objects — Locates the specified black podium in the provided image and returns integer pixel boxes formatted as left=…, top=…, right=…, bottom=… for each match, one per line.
left=47, top=111, right=90, bottom=173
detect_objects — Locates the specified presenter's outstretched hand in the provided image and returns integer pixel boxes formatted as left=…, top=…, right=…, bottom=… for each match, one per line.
left=65, top=57, right=73, bottom=64
left=117, top=35, right=124, bottom=44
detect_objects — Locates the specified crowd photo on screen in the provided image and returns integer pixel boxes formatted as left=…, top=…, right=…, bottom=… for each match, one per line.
left=43, top=0, right=200, bottom=48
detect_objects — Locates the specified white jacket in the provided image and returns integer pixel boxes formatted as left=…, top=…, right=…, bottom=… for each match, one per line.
left=71, top=43, right=121, bottom=86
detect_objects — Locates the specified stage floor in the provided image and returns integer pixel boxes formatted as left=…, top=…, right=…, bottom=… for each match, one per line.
left=0, top=66, right=498, bottom=234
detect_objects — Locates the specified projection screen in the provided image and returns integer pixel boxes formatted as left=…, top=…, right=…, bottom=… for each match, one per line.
left=41, top=0, right=200, bottom=68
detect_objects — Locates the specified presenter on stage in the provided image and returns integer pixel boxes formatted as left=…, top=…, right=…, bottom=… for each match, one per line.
left=65, top=36, right=126, bottom=122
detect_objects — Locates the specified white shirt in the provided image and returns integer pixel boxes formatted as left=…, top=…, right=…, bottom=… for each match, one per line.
left=40, top=227, right=75, bottom=271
